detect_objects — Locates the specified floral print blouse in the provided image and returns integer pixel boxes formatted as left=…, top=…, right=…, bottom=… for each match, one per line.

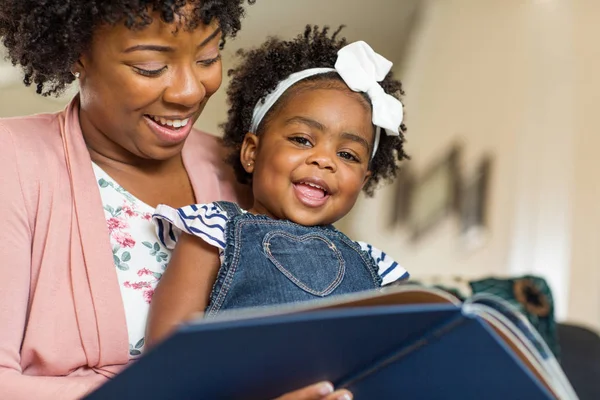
left=92, top=163, right=171, bottom=359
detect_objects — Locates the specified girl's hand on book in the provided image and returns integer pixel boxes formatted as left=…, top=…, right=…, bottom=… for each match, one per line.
left=274, top=381, right=353, bottom=400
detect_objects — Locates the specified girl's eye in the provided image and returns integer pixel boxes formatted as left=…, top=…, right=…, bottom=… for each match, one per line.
left=133, top=66, right=167, bottom=77
left=198, top=55, right=221, bottom=67
left=338, top=151, right=360, bottom=162
left=289, top=136, right=313, bottom=147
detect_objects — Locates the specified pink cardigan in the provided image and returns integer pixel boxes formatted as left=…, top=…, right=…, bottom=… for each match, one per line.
left=0, top=98, right=244, bottom=399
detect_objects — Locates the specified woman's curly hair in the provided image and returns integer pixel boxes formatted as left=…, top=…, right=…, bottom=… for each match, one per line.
left=222, top=25, right=409, bottom=196
left=0, top=0, right=255, bottom=96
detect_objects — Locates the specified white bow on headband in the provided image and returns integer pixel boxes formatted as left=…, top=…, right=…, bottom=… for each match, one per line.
left=249, top=41, right=404, bottom=158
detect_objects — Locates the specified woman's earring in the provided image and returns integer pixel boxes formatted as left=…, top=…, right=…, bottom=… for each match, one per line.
left=72, top=71, right=81, bottom=79
left=246, top=162, right=253, bottom=167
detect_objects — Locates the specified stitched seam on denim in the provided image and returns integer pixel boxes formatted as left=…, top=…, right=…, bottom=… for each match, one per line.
left=207, top=215, right=278, bottom=314
left=205, top=212, right=243, bottom=316
left=213, top=200, right=242, bottom=217
left=208, top=217, right=264, bottom=315
left=223, top=215, right=339, bottom=230
left=205, top=203, right=227, bottom=315
left=264, top=232, right=343, bottom=296
left=338, top=234, right=383, bottom=287
left=263, top=231, right=345, bottom=297
left=208, top=218, right=304, bottom=315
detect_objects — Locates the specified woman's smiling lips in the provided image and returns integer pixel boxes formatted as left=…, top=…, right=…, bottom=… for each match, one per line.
left=292, top=177, right=332, bottom=208
left=143, top=113, right=194, bottom=144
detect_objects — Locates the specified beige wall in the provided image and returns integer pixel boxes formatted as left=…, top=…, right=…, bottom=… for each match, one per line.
left=340, top=0, right=599, bottom=330
left=568, top=0, right=600, bottom=330
left=0, top=85, right=68, bottom=118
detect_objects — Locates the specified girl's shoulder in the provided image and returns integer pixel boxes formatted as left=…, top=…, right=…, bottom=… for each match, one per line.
left=153, top=202, right=235, bottom=250
left=355, top=241, right=410, bottom=286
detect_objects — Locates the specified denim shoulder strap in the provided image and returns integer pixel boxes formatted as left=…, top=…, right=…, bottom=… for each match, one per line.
left=213, top=201, right=244, bottom=218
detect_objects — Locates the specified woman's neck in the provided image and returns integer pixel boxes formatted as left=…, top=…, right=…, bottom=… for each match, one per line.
left=85, top=134, right=195, bottom=209
left=88, top=145, right=184, bottom=177
left=78, top=103, right=187, bottom=175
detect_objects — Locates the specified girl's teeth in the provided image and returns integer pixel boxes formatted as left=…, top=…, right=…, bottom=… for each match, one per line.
left=301, top=182, right=327, bottom=193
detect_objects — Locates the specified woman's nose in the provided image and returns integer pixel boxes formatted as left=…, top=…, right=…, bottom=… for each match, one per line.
left=163, top=65, right=209, bottom=109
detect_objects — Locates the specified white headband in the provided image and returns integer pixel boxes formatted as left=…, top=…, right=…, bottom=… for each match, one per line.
left=249, top=41, right=404, bottom=158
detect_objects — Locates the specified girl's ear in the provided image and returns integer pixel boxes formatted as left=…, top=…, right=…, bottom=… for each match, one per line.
left=240, top=132, right=259, bottom=174
left=362, top=170, right=372, bottom=188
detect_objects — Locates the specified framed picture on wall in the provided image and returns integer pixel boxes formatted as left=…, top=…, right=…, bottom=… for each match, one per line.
left=460, top=156, right=492, bottom=249
left=408, top=145, right=461, bottom=241
left=389, top=165, right=414, bottom=228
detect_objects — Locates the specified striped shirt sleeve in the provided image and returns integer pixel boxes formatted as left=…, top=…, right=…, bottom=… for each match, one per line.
left=356, top=241, right=410, bottom=286
left=152, top=202, right=229, bottom=250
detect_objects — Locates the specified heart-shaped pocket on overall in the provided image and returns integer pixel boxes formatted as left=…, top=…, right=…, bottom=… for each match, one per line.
left=263, top=230, right=345, bottom=296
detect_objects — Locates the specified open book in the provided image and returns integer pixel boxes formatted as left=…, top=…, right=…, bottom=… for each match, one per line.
left=86, top=284, right=578, bottom=400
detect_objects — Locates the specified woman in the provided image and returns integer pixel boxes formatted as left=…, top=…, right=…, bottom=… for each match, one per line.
left=0, top=1, right=353, bottom=399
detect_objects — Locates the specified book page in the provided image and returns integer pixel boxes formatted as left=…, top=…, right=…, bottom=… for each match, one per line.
left=195, top=284, right=461, bottom=325
left=463, top=296, right=578, bottom=400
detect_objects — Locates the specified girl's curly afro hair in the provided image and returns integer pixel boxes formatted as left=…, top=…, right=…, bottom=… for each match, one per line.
left=0, top=0, right=255, bottom=96
left=221, top=25, right=409, bottom=196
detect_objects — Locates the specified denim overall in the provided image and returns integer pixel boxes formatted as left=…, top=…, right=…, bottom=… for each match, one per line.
left=205, top=201, right=382, bottom=317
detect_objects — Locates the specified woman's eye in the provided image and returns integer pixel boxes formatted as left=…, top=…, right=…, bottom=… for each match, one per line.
left=198, top=55, right=221, bottom=67
left=289, top=136, right=312, bottom=147
left=133, top=66, right=167, bottom=77
left=338, top=151, right=360, bottom=162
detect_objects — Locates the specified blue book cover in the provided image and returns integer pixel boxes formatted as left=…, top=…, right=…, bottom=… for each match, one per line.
left=85, top=286, right=577, bottom=400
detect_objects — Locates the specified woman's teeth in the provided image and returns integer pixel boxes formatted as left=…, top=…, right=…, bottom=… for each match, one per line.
left=149, top=115, right=190, bottom=128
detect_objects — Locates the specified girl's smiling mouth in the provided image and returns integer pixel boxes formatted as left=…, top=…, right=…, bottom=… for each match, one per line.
left=292, top=177, right=332, bottom=208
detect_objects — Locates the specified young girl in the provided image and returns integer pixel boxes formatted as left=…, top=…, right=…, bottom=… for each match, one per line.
left=147, top=26, right=410, bottom=344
